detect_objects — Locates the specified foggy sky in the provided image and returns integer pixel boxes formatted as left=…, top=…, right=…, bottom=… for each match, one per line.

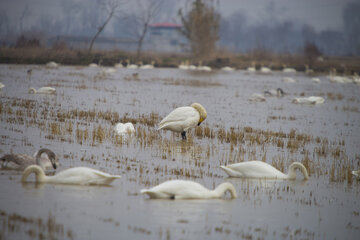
left=0, top=0, right=358, bottom=32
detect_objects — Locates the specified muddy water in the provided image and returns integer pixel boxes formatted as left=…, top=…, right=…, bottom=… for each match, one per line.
left=0, top=64, right=359, bottom=239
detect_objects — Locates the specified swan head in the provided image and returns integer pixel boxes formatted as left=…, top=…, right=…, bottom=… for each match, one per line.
left=191, top=103, right=207, bottom=126
left=35, top=148, right=57, bottom=169
left=28, top=88, right=36, bottom=94
left=22, top=165, right=46, bottom=182
left=276, top=88, right=284, bottom=96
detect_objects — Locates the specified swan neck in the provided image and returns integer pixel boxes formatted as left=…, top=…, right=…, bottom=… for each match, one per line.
left=213, top=183, right=237, bottom=198
left=287, top=162, right=309, bottom=180
left=22, top=165, right=47, bottom=182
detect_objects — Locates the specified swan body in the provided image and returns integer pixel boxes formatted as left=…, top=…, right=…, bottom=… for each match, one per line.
left=140, top=61, right=155, bottom=69
left=114, top=61, right=123, bottom=68
left=221, top=66, right=235, bottom=72
left=260, top=66, right=271, bottom=73
left=264, top=88, right=284, bottom=97
left=141, top=180, right=237, bottom=199
left=352, top=170, right=360, bottom=180
left=312, top=78, right=321, bottom=83
left=89, top=63, right=98, bottom=67
left=282, top=77, right=296, bottom=83
left=283, top=67, right=296, bottom=73
left=22, top=165, right=121, bottom=185
left=158, top=103, right=207, bottom=140
left=46, top=61, right=59, bottom=68
left=247, top=62, right=256, bottom=72
left=1, top=148, right=57, bottom=170
left=292, top=96, right=324, bottom=105
left=328, top=69, right=352, bottom=83
left=178, top=63, right=189, bottom=70
left=103, top=68, right=116, bottom=74
left=248, top=93, right=266, bottom=102
left=0, top=82, right=4, bottom=89
left=197, top=61, right=211, bottom=71
left=28, top=87, right=56, bottom=94
left=221, top=161, right=309, bottom=180
left=114, top=122, right=135, bottom=135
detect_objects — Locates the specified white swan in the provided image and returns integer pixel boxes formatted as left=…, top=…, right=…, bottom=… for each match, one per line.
left=46, top=61, right=59, bottom=68
left=0, top=82, right=4, bottom=89
left=283, top=65, right=296, bottom=73
left=1, top=148, right=57, bottom=170
left=260, top=66, right=271, bottom=73
left=221, top=161, right=309, bottom=180
left=292, top=96, right=324, bottom=105
left=114, top=122, right=135, bottom=135
left=247, top=61, right=256, bottom=72
left=282, top=77, right=296, bottom=83
left=312, top=78, right=321, bottom=83
left=248, top=93, right=266, bottom=102
left=140, top=61, right=155, bottom=69
left=140, top=180, right=237, bottom=199
left=126, top=60, right=138, bottom=69
left=158, top=103, right=207, bottom=140
left=221, top=66, right=235, bottom=72
left=264, top=88, right=284, bottom=97
left=22, top=165, right=121, bottom=185
left=197, top=61, right=211, bottom=71
left=352, top=170, right=360, bottom=180
left=28, top=87, right=56, bottom=94
left=89, top=63, right=98, bottom=67
left=328, top=69, right=352, bottom=83
left=114, top=61, right=123, bottom=68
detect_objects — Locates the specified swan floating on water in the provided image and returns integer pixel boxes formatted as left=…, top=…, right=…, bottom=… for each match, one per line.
left=22, top=165, right=121, bottom=185
left=264, top=88, right=284, bottom=97
left=248, top=93, right=266, bottom=102
left=292, top=96, right=324, bottom=105
left=28, top=87, right=56, bottom=94
left=260, top=66, right=271, bottom=74
left=158, top=103, right=207, bottom=140
left=247, top=61, right=256, bottom=72
left=89, top=63, right=98, bottom=67
left=221, top=161, right=309, bottom=180
left=312, top=78, right=321, bottom=83
left=282, top=65, right=296, bottom=73
left=126, top=60, right=138, bottom=69
left=221, top=66, right=235, bottom=72
left=140, top=61, right=155, bottom=69
left=46, top=61, right=59, bottom=68
left=140, top=180, right=237, bottom=199
left=282, top=77, right=296, bottom=83
left=114, top=61, right=123, bottom=68
left=1, top=148, right=57, bottom=170
left=114, top=122, right=135, bottom=135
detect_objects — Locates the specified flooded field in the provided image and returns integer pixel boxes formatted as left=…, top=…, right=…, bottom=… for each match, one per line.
left=0, top=64, right=359, bottom=239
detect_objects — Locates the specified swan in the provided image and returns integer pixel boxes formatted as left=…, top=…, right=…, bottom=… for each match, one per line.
left=260, top=66, right=271, bottom=73
left=328, top=69, right=352, bottom=83
left=220, top=161, right=309, bottom=180
left=264, top=88, right=284, bottom=97
left=140, top=180, right=237, bottom=199
left=282, top=77, right=296, bottom=83
left=221, top=66, right=235, bottom=72
left=28, top=87, right=56, bottom=94
left=305, top=65, right=314, bottom=75
left=312, top=78, right=321, bottom=83
left=353, top=73, right=360, bottom=85
left=46, top=61, right=59, bottom=68
left=140, top=61, right=155, bottom=69
left=158, top=103, right=207, bottom=140
left=89, top=63, right=98, bottom=67
left=1, top=148, right=57, bottom=170
left=352, top=170, right=360, bottom=180
left=283, top=65, right=296, bottom=73
left=248, top=93, right=266, bottom=102
left=197, top=61, right=211, bottom=71
left=114, top=61, right=123, bottom=68
left=126, top=60, right=138, bottom=69
left=22, top=165, right=121, bottom=185
left=102, top=67, right=116, bottom=74
left=247, top=61, right=256, bottom=72
left=114, top=122, right=135, bottom=135
left=0, top=82, right=4, bottom=89
left=292, top=96, right=324, bottom=105
left=178, top=61, right=188, bottom=70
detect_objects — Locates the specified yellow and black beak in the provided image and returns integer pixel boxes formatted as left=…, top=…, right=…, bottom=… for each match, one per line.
left=198, top=117, right=205, bottom=126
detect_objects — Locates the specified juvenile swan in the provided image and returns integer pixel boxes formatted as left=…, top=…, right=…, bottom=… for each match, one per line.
left=22, top=165, right=121, bottom=185
left=28, top=87, right=56, bottom=94
left=221, top=161, right=309, bottom=180
left=158, top=103, right=207, bottom=140
left=140, top=180, right=237, bottom=199
left=1, top=148, right=57, bottom=170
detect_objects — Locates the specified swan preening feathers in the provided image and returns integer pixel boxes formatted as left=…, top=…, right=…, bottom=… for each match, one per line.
left=1, top=148, right=57, bottom=170
left=140, top=180, right=237, bottom=199
left=221, top=161, right=309, bottom=180
left=22, top=165, right=121, bottom=185
left=158, top=103, right=207, bottom=140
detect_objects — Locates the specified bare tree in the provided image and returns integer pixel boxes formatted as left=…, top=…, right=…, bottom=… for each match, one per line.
left=19, top=5, right=31, bottom=34
left=89, top=0, right=121, bottom=52
left=178, top=0, right=220, bottom=58
left=124, top=0, right=163, bottom=58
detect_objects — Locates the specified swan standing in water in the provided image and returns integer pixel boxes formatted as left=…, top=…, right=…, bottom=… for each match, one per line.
left=140, top=180, right=237, bottom=199
left=22, top=165, right=121, bottom=185
left=114, top=122, right=135, bottom=135
left=221, top=161, right=309, bottom=180
left=1, top=148, right=57, bottom=170
left=292, top=96, right=325, bottom=105
left=28, top=87, right=56, bottom=94
left=158, top=103, right=207, bottom=140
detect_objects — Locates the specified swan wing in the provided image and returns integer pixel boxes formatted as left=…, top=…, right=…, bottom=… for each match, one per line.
left=225, top=161, right=287, bottom=179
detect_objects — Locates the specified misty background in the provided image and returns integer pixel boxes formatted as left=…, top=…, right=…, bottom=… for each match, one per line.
left=0, top=0, right=359, bottom=56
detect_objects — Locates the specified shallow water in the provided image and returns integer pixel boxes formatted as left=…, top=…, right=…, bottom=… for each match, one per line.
left=0, top=64, right=359, bottom=239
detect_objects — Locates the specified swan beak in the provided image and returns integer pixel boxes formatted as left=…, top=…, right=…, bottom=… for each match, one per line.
left=198, top=117, right=204, bottom=126
left=52, top=162, right=57, bottom=169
